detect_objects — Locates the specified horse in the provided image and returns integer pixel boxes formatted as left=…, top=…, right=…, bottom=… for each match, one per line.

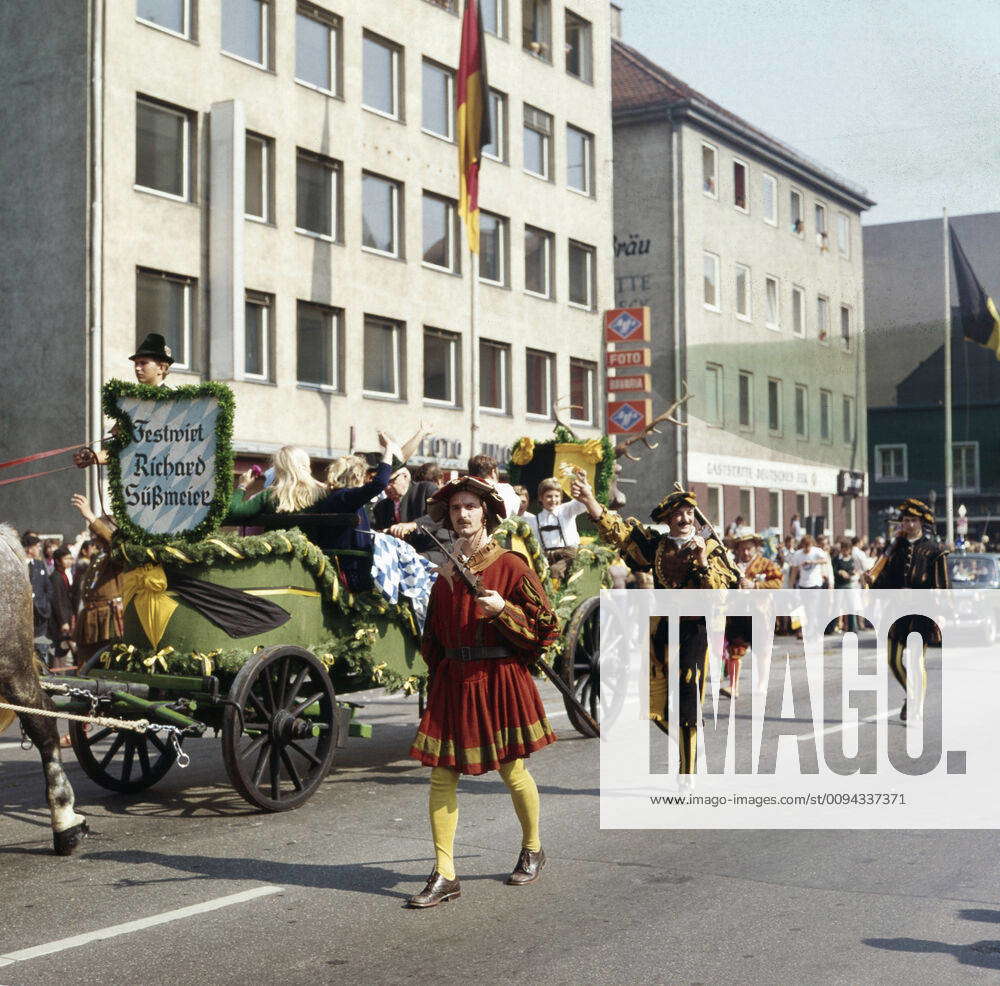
left=0, top=525, right=88, bottom=854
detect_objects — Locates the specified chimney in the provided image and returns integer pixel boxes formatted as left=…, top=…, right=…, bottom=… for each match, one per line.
left=610, top=2, right=622, bottom=40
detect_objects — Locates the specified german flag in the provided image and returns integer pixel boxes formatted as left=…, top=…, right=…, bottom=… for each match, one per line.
left=950, top=226, right=1000, bottom=359
left=457, top=0, right=490, bottom=253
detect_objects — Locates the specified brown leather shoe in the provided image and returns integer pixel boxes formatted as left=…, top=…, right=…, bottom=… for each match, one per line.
left=406, top=870, right=461, bottom=908
left=506, top=847, right=545, bottom=885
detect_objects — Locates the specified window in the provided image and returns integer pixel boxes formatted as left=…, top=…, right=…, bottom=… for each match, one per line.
left=837, top=212, right=850, bottom=257
left=569, top=358, right=596, bottom=424
left=703, top=252, right=720, bottom=310
left=840, top=304, right=852, bottom=350
left=522, top=0, right=551, bottom=59
left=794, top=384, right=808, bottom=438
left=568, top=241, right=595, bottom=309
left=817, top=295, right=830, bottom=342
left=479, top=211, right=507, bottom=285
left=524, top=225, right=553, bottom=298
left=795, top=492, right=808, bottom=520
left=136, top=268, right=194, bottom=370
left=819, top=389, right=832, bottom=442
left=526, top=349, right=555, bottom=417
left=765, top=276, right=780, bottom=330
left=564, top=10, right=592, bottom=82
left=244, top=291, right=271, bottom=381
left=363, top=32, right=401, bottom=119
left=815, top=202, right=828, bottom=248
left=484, top=89, right=507, bottom=162
left=482, top=0, right=505, bottom=37
left=423, top=327, right=460, bottom=406
left=480, top=339, right=510, bottom=412
left=875, top=445, right=907, bottom=482
left=954, top=442, right=979, bottom=492
left=137, top=0, right=189, bottom=37
left=135, top=97, right=191, bottom=200
left=424, top=0, right=457, bottom=10
left=296, top=301, right=340, bottom=389
left=739, top=488, right=755, bottom=525
left=422, top=193, right=459, bottom=273
left=705, top=363, right=722, bottom=426
left=523, top=104, right=552, bottom=179
left=768, top=490, right=782, bottom=532
left=735, top=264, right=751, bottom=320
left=820, top=495, right=833, bottom=534
left=702, top=143, right=717, bottom=197
left=790, top=188, right=803, bottom=234
left=738, top=371, right=753, bottom=429
left=363, top=316, right=404, bottom=399
left=791, top=285, right=805, bottom=337
left=295, top=3, right=340, bottom=95
left=422, top=59, right=454, bottom=139
left=362, top=172, right=402, bottom=258
left=222, top=0, right=268, bottom=68
left=762, top=173, right=777, bottom=225
left=295, top=149, right=340, bottom=239
left=566, top=125, right=593, bottom=194
left=844, top=496, right=856, bottom=538
left=767, top=378, right=781, bottom=433
left=245, top=132, right=272, bottom=222
left=706, top=486, right=723, bottom=531
left=733, top=160, right=748, bottom=212
left=842, top=395, right=854, bottom=444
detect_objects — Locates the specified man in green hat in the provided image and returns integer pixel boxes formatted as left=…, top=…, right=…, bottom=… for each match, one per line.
left=868, top=497, right=949, bottom=721
left=74, top=333, right=174, bottom=468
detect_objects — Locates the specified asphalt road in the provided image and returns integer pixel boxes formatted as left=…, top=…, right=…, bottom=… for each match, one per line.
left=2, top=634, right=999, bottom=986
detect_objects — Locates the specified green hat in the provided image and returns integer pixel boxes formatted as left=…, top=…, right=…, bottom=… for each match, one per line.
left=651, top=488, right=697, bottom=524
left=898, top=497, right=934, bottom=525
left=130, top=333, right=175, bottom=365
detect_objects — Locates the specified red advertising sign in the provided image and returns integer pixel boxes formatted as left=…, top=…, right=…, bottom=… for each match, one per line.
left=607, top=400, right=652, bottom=434
left=608, top=374, right=651, bottom=393
left=604, top=307, right=651, bottom=344
left=605, top=348, right=651, bottom=369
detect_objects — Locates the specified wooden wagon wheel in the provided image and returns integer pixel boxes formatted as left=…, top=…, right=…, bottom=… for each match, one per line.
left=69, top=720, right=179, bottom=794
left=559, top=596, right=601, bottom=738
left=221, top=645, right=338, bottom=812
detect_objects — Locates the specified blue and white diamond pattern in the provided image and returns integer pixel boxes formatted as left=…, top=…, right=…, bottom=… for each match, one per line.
left=610, top=403, right=642, bottom=431
left=609, top=311, right=642, bottom=341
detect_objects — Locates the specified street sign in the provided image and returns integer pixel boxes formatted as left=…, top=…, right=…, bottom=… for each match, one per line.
left=607, top=374, right=652, bottom=393
left=607, top=400, right=652, bottom=434
left=605, top=348, right=651, bottom=369
left=604, top=307, right=651, bottom=344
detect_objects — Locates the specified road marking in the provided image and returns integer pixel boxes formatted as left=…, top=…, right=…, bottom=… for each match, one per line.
left=0, top=886, right=283, bottom=967
left=798, top=708, right=902, bottom=743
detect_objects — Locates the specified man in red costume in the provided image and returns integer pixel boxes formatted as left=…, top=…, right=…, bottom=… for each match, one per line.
left=407, top=477, right=559, bottom=908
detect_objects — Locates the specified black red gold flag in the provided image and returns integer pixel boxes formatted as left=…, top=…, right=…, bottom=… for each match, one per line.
left=457, top=0, right=490, bottom=253
left=950, top=226, right=1000, bottom=359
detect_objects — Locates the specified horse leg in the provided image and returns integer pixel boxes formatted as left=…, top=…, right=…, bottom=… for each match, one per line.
left=10, top=677, right=88, bottom=855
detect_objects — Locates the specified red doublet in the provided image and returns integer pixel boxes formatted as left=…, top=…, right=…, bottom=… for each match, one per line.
left=410, top=541, right=559, bottom=775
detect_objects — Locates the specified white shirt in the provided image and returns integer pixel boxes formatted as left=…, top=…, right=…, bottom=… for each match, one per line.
left=494, top=482, right=524, bottom=523
left=791, top=546, right=829, bottom=588
left=532, top=499, right=587, bottom=549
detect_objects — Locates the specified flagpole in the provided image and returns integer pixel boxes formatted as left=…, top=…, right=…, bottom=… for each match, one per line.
left=469, top=245, right=479, bottom=463
left=943, top=207, right=954, bottom=545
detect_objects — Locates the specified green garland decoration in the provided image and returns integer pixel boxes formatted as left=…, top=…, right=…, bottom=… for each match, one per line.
left=505, top=430, right=614, bottom=506
left=102, top=379, right=236, bottom=546
left=492, top=518, right=550, bottom=583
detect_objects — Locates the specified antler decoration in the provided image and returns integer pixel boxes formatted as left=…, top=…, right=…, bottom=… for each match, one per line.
left=614, top=382, right=692, bottom=462
left=553, top=397, right=582, bottom=442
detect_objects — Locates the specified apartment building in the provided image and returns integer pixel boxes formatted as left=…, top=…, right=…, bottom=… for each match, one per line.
left=0, top=0, right=612, bottom=535
left=611, top=35, right=873, bottom=539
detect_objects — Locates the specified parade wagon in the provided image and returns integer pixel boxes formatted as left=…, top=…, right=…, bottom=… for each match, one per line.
left=42, top=382, right=613, bottom=812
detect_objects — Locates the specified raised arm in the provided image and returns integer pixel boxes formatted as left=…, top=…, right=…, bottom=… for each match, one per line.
left=569, top=475, right=655, bottom=568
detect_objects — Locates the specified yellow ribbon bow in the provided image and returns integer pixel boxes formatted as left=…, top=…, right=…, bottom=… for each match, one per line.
left=143, top=646, right=175, bottom=672
left=120, top=565, right=179, bottom=649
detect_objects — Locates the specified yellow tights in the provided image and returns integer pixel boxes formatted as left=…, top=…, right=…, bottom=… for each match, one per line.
left=428, top=759, right=541, bottom=881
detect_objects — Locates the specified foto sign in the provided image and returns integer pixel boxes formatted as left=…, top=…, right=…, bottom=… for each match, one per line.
left=606, top=349, right=651, bottom=370
left=604, top=307, right=651, bottom=344
left=607, top=399, right=652, bottom=434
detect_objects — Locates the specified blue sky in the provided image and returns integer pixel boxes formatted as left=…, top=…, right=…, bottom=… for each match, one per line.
left=618, top=0, right=1000, bottom=226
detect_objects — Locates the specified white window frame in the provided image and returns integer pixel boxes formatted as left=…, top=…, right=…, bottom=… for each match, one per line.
left=705, top=362, right=723, bottom=427
left=840, top=303, right=852, bottom=351
left=706, top=485, right=724, bottom=532
left=421, top=58, right=455, bottom=141
left=954, top=441, right=980, bottom=493
left=738, top=370, right=754, bottom=431
left=837, top=212, right=850, bottom=257
left=221, top=0, right=270, bottom=70
left=361, top=171, right=402, bottom=259
left=564, top=9, right=593, bottom=83
left=484, top=89, right=508, bottom=163
left=819, top=388, right=832, bottom=443
left=482, top=0, right=505, bottom=38
left=566, top=124, right=593, bottom=196
left=817, top=294, right=830, bottom=344
left=568, top=240, right=595, bottom=310
left=243, top=290, right=271, bottom=381
left=423, top=326, right=460, bottom=407
left=568, top=358, right=596, bottom=424
left=815, top=201, right=828, bottom=249
left=732, top=158, right=749, bottom=213
left=842, top=394, right=854, bottom=445
left=739, top=487, right=756, bottom=527
left=768, top=489, right=783, bottom=533
left=479, top=211, right=507, bottom=286
left=362, top=31, right=402, bottom=121
left=421, top=192, right=459, bottom=274
left=762, top=173, right=777, bottom=226
left=135, top=97, right=192, bottom=202
left=362, top=316, right=404, bottom=400
left=767, top=377, right=782, bottom=434
left=295, top=148, right=340, bottom=242
left=524, top=225, right=553, bottom=299
left=136, top=267, right=194, bottom=371
left=522, top=0, right=552, bottom=60
left=791, top=285, right=806, bottom=338
left=244, top=131, right=271, bottom=223
left=479, top=338, right=510, bottom=414
left=703, top=251, right=721, bottom=312
left=795, top=492, right=809, bottom=521
left=844, top=496, right=856, bottom=538
left=734, top=263, right=751, bottom=321
left=789, top=187, right=804, bottom=235
left=136, top=0, right=191, bottom=39
left=295, top=301, right=341, bottom=391
left=765, top=275, right=780, bottom=330
left=794, top=383, right=809, bottom=439
left=525, top=348, right=555, bottom=419
left=701, top=142, right=717, bottom=198
left=874, top=444, right=907, bottom=482
left=820, top=494, right=833, bottom=536
left=522, top=104, right=553, bottom=180
left=294, top=2, right=341, bottom=97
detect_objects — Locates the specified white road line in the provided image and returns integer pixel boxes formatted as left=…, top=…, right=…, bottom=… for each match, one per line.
left=798, top=708, right=902, bottom=743
left=0, top=886, right=283, bottom=968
